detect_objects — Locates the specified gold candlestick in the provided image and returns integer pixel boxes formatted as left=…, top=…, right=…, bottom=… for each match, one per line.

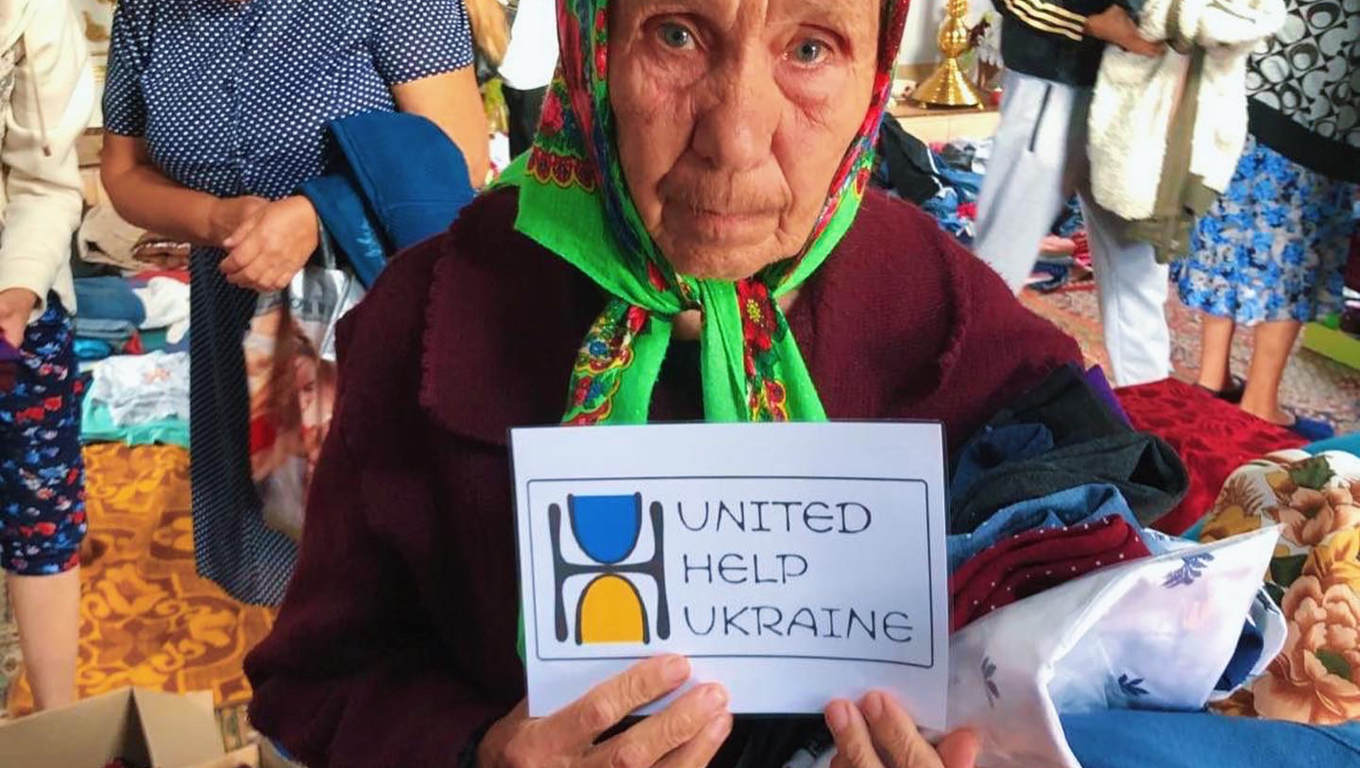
left=911, top=0, right=985, bottom=109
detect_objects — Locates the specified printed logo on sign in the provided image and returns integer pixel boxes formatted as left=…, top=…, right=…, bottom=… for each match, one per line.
left=551, top=494, right=671, bottom=645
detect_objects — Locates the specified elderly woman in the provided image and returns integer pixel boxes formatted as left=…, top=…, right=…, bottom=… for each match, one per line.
left=246, top=0, right=1081, bottom=765
left=99, top=0, right=490, bottom=606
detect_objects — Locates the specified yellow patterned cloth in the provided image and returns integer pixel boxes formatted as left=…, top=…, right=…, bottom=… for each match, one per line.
left=5, top=444, right=275, bottom=716
left=1198, top=449, right=1360, bottom=723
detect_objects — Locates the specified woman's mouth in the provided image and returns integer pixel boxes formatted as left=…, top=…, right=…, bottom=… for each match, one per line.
left=663, top=203, right=779, bottom=245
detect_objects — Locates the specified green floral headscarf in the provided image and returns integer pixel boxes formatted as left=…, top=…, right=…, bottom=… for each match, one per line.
left=496, top=0, right=912, bottom=425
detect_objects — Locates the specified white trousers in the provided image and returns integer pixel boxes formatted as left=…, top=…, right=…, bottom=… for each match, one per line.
left=973, top=71, right=1172, bottom=387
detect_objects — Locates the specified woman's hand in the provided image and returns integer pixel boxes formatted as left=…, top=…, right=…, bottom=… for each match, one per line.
left=208, top=195, right=270, bottom=247
left=1084, top=5, right=1166, bottom=57
left=477, top=655, right=732, bottom=768
left=219, top=196, right=321, bottom=292
left=825, top=692, right=978, bottom=768
left=0, top=288, right=38, bottom=349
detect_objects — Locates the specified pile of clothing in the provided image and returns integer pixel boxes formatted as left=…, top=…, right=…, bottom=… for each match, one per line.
left=870, top=123, right=983, bottom=245
left=71, top=206, right=192, bottom=450
left=72, top=274, right=189, bottom=361
left=940, top=365, right=1290, bottom=767
left=870, top=128, right=1094, bottom=291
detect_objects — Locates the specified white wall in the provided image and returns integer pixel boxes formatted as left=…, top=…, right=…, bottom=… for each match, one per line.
left=898, top=0, right=997, bottom=65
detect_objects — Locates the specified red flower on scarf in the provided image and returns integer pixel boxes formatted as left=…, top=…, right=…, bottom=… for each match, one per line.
left=540, top=92, right=565, bottom=134
left=737, top=280, right=777, bottom=352
left=764, top=380, right=789, bottom=421
left=595, top=45, right=609, bottom=79
left=624, top=306, right=649, bottom=335
left=573, top=376, right=594, bottom=406
left=577, top=160, right=598, bottom=190
left=646, top=262, right=669, bottom=291
left=553, top=155, right=574, bottom=185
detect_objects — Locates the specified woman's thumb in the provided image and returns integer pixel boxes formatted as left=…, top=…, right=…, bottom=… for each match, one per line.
left=935, top=729, right=980, bottom=768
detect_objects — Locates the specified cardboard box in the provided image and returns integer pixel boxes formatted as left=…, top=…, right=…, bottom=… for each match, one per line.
left=0, top=687, right=227, bottom=768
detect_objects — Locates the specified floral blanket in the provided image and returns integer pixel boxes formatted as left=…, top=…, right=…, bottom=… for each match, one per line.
left=1199, top=450, right=1360, bottom=723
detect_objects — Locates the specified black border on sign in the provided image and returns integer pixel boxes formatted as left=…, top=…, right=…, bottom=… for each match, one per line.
left=525, top=475, right=936, bottom=670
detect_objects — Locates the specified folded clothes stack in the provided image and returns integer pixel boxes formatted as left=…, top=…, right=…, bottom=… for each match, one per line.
left=73, top=274, right=190, bottom=360
left=81, top=351, right=190, bottom=451
left=869, top=131, right=1095, bottom=291
left=71, top=264, right=191, bottom=449
left=934, top=364, right=1294, bottom=767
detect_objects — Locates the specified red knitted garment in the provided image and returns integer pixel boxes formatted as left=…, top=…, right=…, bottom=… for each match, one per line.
left=949, top=515, right=1151, bottom=632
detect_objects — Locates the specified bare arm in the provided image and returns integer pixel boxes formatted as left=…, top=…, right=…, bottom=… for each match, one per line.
left=100, top=133, right=266, bottom=248
left=392, top=67, right=491, bottom=189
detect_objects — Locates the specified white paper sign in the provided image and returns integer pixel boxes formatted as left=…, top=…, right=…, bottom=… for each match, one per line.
left=511, top=422, right=949, bottom=727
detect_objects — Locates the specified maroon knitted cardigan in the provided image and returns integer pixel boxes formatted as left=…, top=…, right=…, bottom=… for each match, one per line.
left=244, top=187, right=1080, bottom=768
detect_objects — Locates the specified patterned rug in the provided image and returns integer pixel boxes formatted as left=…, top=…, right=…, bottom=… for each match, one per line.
left=2, top=443, right=274, bottom=718
left=1019, top=284, right=1360, bottom=436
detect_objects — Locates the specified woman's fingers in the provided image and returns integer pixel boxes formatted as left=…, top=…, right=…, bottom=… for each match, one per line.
left=222, top=209, right=264, bottom=250
left=934, top=730, right=979, bottom=768
left=589, top=684, right=729, bottom=768
left=652, top=712, right=733, bottom=768
left=219, top=228, right=263, bottom=275
left=858, top=692, right=943, bottom=768
left=826, top=699, right=885, bottom=768
left=537, top=655, right=692, bottom=753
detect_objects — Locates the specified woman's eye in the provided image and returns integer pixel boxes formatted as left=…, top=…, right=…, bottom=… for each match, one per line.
left=790, top=39, right=829, bottom=65
left=658, top=22, right=694, bottom=50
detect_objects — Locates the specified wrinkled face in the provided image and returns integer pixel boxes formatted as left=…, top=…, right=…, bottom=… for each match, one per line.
left=609, top=0, right=880, bottom=281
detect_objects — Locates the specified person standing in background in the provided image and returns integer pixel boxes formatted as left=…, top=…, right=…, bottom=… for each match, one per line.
left=970, top=0, right=1168, bottom=386
left=498, top=0, right=559, bottom=158
left=98, top=0, right=489, bottom=607
left=1172, top=0, right=1358, bottom=440
left=465, top=0, right=510, bottom=81
left=0, top=0, right=95, bottom=711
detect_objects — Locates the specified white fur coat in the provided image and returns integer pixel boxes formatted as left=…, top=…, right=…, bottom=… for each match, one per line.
left=1088, top=0, right=1285, bottom=221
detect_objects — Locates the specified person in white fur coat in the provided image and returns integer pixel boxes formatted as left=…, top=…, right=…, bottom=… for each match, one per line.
left=1086, top=0, right=1285, bottom=258
left=971, top=0, right=1171, bottom=387
left=0, top=0, right=95, bottom=712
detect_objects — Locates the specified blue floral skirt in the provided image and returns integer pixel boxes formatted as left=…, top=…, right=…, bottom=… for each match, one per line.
left=1172, top=136, right=1355, bottom=325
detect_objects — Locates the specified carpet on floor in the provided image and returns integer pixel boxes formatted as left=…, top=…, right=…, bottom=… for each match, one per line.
left=1019, top=284, right=1360, bottom=436
left=2, top=443, right=274, bottom=719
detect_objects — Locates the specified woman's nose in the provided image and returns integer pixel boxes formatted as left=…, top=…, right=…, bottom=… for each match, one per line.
left=689, top=54, right=781, bottom=171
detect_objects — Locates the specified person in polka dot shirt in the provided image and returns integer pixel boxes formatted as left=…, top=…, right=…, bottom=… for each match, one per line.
left=99, top=0, right=489, bottom=606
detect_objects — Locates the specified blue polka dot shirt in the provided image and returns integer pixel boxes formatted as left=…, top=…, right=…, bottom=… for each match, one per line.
left=103, top=0, right=474, bottom=201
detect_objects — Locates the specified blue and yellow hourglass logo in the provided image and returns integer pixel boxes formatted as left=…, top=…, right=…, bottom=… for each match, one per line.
left=550, top=493, right=670, bottom=645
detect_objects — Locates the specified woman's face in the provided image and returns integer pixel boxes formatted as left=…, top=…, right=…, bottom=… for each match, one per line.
left=609, top=0, right=880, bottom=281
